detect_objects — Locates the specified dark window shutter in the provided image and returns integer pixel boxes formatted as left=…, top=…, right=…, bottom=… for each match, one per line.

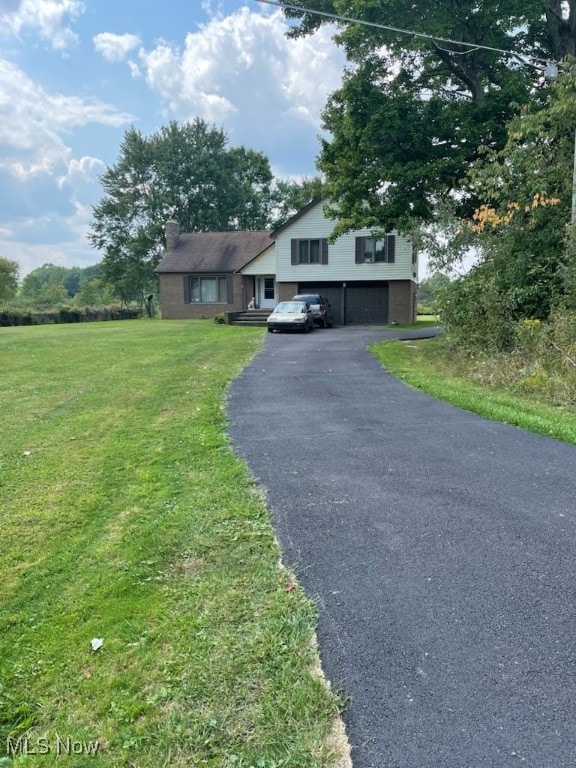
left=291, top=239, right=298, bottom=265
left=226, top=275, right=234, bottom=304
left=355, top=237, right=365, bottom=264
left=183, top=276, right=190, bottom=303
left=321, top=239, right=328, bottom=264
left=387, top=235, right=396, bottom=263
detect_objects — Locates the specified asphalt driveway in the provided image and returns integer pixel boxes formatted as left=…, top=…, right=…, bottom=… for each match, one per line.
left=227, top=326, right=576, bottom=768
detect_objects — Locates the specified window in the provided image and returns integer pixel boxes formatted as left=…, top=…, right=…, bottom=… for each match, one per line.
left=185, top=276, right=228, bottom=303
left=264, top=278, right=275, bottom=300
left=291, top=239, right=328, bottom=265
left=355, top=235, right=395, bottom=264
left=299, top=239, right=320, bottom=263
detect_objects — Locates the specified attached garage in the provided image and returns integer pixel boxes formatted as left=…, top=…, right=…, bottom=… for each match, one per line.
left=345, top=282, right=388, bottom=325
left=298, top=281, right=389, bottom=325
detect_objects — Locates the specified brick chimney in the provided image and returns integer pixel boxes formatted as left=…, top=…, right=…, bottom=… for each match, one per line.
left=165, top=219, right=180, bottom=250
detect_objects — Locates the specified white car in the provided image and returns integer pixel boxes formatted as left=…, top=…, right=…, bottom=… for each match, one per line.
left=267, top=301, right=314, bottom=333
left=291, top=293, right=334, bottom=327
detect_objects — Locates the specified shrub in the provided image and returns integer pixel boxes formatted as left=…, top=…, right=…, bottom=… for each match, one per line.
left=437, top=267, right=515, bottom=353
left=440, top=309, right=576, bottom=406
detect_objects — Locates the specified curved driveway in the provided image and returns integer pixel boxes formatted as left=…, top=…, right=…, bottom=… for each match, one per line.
left=228, top=327, right=576, bottom=768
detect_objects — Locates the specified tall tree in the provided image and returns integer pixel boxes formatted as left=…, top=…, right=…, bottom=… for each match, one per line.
left=282, top=0, right=570, bottom=235
left=462, top=65, right=576, bottom=319
left=432, top=65, right=576, bottom=350
left=269, top=176, right=325, bottom=229
left=89, top=120, right=274, bottom=301
left=0, top=257, right=19, bottom=305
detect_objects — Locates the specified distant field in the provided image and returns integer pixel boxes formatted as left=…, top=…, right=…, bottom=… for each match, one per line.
left=0, top=320, right=340, bottom=767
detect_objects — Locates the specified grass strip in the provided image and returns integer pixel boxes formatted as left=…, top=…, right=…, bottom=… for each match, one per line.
left=0, top=320, right=340, bottom=767
left=370, top=336, right=576, bottom=445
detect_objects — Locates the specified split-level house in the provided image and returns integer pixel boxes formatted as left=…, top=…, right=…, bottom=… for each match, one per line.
left=156, top=198, right=418, bottom=325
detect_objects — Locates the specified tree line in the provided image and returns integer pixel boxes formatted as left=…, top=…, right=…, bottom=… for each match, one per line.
left=0, top=261, right=115, bottom=310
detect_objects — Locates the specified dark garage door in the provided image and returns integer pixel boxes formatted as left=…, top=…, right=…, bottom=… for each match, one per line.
left=345, top=283, right=389, bottom=325
left=298, top=281, right=389, bottom=325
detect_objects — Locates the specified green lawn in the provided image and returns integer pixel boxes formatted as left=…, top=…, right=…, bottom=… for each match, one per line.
left=371, top=336, right=576, bottom=444
left=0, top=320, right=341, bottom=767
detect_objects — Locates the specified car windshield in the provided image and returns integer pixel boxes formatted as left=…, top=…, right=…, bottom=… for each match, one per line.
left=294, top=295, right=320, bottom=304
left=274, top=302, right=306, bottom=313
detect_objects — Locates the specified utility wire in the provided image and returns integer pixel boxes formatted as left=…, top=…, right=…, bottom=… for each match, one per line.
left=254, top=0, right=555, bottom=69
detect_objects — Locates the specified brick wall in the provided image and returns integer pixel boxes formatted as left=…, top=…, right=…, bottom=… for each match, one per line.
left=388, top=281, right=416, bottom=324
left=277, top=282, right=299, bottom=302
left=158, top=274, right=245, bottom=319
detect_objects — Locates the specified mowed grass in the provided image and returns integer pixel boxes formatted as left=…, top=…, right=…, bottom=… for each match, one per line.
left=0, top=320, right=340, bottom=767
left=371, top=336, right=576, bottom=444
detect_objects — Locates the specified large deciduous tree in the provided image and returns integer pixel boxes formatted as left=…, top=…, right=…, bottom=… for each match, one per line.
left=89, top=119, right=275, bottom=302
left=435, top=65, right=576, bottom=346
left=469, top=66, right=576, bottom=311
left=282, top=0, right=574, bottom=234
left=269, top=176, right=325, bottom=229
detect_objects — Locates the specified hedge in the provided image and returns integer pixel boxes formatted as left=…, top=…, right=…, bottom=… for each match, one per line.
left=0, top=306, right=141, bottom=327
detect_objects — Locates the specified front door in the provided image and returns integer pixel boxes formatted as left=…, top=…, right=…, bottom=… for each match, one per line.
left=257, top=276, right=276, bottom=309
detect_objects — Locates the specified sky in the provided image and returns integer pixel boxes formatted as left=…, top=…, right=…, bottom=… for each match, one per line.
left=0, top=0, right=348, bottom=277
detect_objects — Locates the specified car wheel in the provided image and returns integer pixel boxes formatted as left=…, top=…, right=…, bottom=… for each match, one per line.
left=267, top=327, right=274, bottom=333
left=320, top=317, right=327, bottom=328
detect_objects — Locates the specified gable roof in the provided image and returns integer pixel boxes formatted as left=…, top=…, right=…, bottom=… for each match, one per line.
left=270, top=196, right=323, bottom=239
left=156, top=230, right=272, bottom=274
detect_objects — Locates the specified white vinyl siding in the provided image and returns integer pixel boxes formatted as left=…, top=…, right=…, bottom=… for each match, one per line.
left=275, top=201, right=415, bottom=282
left=241, top=244, right=276, bottom=275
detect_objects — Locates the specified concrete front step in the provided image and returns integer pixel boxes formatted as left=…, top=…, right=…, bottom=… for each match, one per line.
left=228, top=310, right=271, bottom=326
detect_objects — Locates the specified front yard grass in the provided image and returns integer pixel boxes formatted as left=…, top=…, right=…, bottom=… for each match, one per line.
left=371, top=336, right=576, bottom=445
left=0, top=320, right=341, bottom=767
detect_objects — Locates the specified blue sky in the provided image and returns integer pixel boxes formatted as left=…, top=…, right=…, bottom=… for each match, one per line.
left=0, top=0, right=347, bottom=276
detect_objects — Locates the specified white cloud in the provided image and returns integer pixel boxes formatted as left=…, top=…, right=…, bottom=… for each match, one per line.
left=0, top=155, right=106, bottom=276
left=135, top=7, right=345, bottom=172
left=93, top=32, right=141, bottom=62
left=0, top=0, right=84, bottom=49
left=57, top=155, right=105, bottom=190
left=0, top=59, right=133, bottom=179
left=65, top=199, right=95, bottom=239
left=128, top=60, right=142, bottom=78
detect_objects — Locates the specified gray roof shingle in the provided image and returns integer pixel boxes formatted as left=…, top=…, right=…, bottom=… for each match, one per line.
left=156, top=230, right=272, bottom=274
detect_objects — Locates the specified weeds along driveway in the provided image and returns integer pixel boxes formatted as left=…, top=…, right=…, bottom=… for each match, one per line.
left=227, top=326, right=576, bottom=768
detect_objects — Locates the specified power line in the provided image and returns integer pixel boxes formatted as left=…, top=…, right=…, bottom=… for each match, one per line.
left=253, top=0, right=555, bottom=70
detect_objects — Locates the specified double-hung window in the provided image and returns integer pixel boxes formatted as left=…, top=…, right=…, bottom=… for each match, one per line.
left=291, top=238, right=329, bottom=265
left=355, top=235, right=396, bottom=264
left=185, top=276, right=228, bottom=303
left=299, top=239, right=320, bottom=264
